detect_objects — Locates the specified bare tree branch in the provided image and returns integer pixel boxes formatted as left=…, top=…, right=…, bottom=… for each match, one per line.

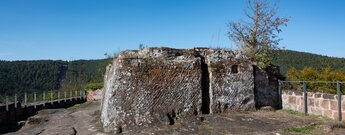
left=228, top=0, right=290, bottom=68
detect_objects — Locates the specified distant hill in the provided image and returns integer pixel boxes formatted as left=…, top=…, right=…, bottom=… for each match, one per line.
left=0, top=59, right=111, bottom=100
left=60, top=59, right=111, bottom=92
left=272, top=50, right=345, bottom=75
left=0, top=60, right=66, bottom=95
left=1, top=49, right=345, bottom=99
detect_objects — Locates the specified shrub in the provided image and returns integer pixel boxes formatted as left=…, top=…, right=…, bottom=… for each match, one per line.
left=285, top=67, right=345, bottom=94
left=85, top=82, right=103, bottom=90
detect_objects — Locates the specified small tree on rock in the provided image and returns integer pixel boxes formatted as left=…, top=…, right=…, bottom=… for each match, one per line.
left=228, top=0, right=289, bottom=68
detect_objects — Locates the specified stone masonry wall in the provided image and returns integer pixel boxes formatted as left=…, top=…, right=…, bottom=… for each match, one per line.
left=282, top=90, right=345, bottom=120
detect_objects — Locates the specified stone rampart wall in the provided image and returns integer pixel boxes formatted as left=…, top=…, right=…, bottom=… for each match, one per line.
left=282, top=90, right=345, bottom=120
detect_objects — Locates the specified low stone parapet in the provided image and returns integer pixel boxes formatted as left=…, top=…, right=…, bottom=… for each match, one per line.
left=282, top=90, right=345, bottom=120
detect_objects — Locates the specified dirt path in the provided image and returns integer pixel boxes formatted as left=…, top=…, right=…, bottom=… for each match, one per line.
left=6, top=101, right=104, bottom=135
left=6, top=101, right=345, bottom=135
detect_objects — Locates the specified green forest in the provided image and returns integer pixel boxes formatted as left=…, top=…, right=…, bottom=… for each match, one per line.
left=273, top=50, right=345, bottom=94
left=59, top=59, right=111, bottom=92
left=1, top=49, right=345, bottom=101
left=273, top=50, right=345, bottom=75
left=0, top=60, right=66, bottom=95
left=0, top=59, right=111, bottom=102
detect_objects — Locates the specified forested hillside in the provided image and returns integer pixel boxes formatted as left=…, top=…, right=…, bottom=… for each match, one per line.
left=0, top=59, right=111, bottom=99
left=273, top=50, right=345, bottom=75
left=1, top=49, right=345, bottom=99
left=0, top=60, right=66, bottom=95
left=60, top=59, right=111, bottom=92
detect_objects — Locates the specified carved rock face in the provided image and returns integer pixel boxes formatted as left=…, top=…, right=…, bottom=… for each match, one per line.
left=100, top=47, right=260, bottom=133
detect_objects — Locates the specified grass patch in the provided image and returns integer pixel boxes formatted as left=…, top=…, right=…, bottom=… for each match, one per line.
left=280, top=109, right=332, bottom=121
left=281, top=109, right=301, bottom=115
left=283, top=124, right=319, bottom=133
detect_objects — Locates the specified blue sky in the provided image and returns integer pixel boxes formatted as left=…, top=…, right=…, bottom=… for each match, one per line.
left=0, top=0, right=344, bottom=60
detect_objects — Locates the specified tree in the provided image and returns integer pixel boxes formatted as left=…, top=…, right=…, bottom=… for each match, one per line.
left=228, top=0, right=289, bottom=68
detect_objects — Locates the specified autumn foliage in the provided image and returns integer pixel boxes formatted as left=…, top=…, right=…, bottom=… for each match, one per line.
left=285, top=67, right=345, bottom=94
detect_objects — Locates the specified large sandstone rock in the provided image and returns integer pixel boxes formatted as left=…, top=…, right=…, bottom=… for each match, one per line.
left=101, top=48, right=203, bottom=132
left=100, top=47, right=276, bottom=133
left=254, top=65, right=282, bottom=109
left=198, top=49, right=255, bottom=113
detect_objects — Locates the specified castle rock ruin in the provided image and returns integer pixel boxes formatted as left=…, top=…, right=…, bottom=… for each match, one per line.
left=100, top=47, right=280, bottom=133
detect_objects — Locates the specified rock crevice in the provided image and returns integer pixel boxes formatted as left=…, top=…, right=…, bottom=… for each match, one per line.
left=195, top=51, right=211, bottom=114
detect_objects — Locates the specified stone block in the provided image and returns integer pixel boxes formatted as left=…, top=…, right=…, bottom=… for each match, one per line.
left=321, top=100, right=330, bottom=110
left=101, top=48, right=204, bottom=132
left=307, top=92, right=312, bottom=97
left=296, top=97, right=300, bottom=105
left=100, top=47, right=258, bottom=132
left=310, top=107, right=322, bottom=115
left=314, top=98, right=320, bottom=107
left=295, top=91, right=303, bottom=96
left=330, top=100, right=339, bottom=111
left=322, top=94, right=335, bottom=100
left=308, top=98, right=315, bottom=107
left=297, top=106, right=304, bottom=112
left=332, top=111, right=345, bottom=120
left=210, top=49, right=255, bottom=112
left=314, top=93, right=322, bottom=98
left=299, top=97, right=304, bottom=106
left=287, top=91, right=292, bottom=95
left=322, top=110, right=333, bottom=118
left=288, top=96, right=296, bottom=105
left=254, top=66, right=281, bottom=109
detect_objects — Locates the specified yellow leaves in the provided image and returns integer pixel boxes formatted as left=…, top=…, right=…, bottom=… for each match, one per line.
left=286, top=67, right=345, bottom=93
left=300, top=67, right=319, bottom=81
left=286, top=67, right=298, bottom=81
left=286, top=67, right=345, bottom=82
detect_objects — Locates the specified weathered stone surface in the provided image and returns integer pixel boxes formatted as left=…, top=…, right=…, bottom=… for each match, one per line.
left=287, top=96, right=296, bottom=104
left=310, top=107, right=322, bottom=115
left=282, top=90, right=345, bottom=121
left=308, top=98, right=315, bottom=106
left=330, top=100, right=338, bottom=110
left=101, top=48, right=203, bottom=132
left=332, top=111, right=345, bottom=119
left=100, top=47, right=276, bottom=133
left=254, top=65, right=281, bottom=109
left=197, top=48, right=255, bottom=113
left=323, top=94, right=335, bottom=100
left=321, top=100, right=330, bottom=110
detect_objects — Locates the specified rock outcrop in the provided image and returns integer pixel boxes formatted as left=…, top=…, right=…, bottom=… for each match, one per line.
left=101, top=48, right=203, bottom=133
left=254, top=65, right=282, bottom=109
left=100, top=47, right=278, bottom=133
left=198, top=48, right=255, bottom=113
